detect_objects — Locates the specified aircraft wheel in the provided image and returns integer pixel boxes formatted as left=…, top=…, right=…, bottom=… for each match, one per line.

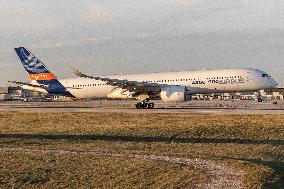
left=142, top=103, right=148, bottom=109
left=147, top=103, right=154, bottom=109
left=258, top=98, right=263, bottom=102
left=136, top=102, right=143, bottom=109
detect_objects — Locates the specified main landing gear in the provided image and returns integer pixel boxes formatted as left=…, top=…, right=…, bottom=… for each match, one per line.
left=135, top=101, right=155, bottom=109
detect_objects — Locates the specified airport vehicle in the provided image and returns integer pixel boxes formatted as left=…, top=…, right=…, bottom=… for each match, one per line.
left=11, top=47, right=278, bottom=108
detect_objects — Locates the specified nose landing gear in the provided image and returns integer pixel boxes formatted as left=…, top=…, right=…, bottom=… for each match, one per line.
left=257, top=92, right=263, bottom=102
left=135, top=101, right=155, bottom=109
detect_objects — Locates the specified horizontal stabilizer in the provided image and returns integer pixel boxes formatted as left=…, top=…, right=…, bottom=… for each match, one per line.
left=8, top=81, right=49, bottom=88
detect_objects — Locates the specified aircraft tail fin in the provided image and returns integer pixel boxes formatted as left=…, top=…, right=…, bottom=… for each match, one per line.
left=14, top=47, right=57, bottom=81
left=14, top=47, right=73, bottom=96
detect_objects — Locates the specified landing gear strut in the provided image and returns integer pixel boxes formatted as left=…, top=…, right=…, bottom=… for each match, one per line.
left=135, top=100, right=155, bottom=109
left=257, top=91, right=263, bottom=102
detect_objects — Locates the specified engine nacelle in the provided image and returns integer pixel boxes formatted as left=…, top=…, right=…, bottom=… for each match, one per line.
left=160, top=86, right=186, bottom=102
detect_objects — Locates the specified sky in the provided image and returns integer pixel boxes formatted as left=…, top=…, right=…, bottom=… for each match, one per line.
left=0, top=0, right=284, bottom=86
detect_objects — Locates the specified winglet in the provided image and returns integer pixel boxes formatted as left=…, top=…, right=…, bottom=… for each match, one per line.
left=68, top=65, right=100, bottom=80
left=68, top=65, right=84, bottom=77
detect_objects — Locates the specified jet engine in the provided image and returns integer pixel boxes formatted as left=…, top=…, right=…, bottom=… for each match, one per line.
left=160, top=86, right=187, bottom=102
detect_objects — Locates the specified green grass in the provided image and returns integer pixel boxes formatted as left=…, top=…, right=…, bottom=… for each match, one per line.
left=0, top=112, right=283, bottom=188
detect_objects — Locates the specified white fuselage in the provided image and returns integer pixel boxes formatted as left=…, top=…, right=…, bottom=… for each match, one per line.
left=56, top=68, right=277, bottom=99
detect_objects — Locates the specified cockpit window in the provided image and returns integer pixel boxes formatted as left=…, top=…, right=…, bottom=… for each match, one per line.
left=262, top=74, right=271, bottom=78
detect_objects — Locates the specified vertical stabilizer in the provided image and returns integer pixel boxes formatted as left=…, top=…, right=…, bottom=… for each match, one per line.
left=14, top=47, right=72, bottom=96
left=14, top=47, right=57, bottom=81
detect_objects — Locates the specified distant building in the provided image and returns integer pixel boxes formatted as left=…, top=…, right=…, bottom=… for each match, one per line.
left=1, top=84, right=284, bottom=102
left=51, top=95, right=74, bottom=101
left=4, top=86, right=22, bottom=100
left=0, top=87, right=8, bottom=94
left=262, top=88, right=284, bottom=100
left=0, top=87, right=8, bottom=101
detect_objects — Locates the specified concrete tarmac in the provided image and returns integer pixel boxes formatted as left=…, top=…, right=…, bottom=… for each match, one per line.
left=1, top=100, right=284, bottom=114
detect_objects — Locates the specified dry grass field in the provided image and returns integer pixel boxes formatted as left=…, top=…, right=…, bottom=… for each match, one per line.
left=0, top=112, right=283, bottom=188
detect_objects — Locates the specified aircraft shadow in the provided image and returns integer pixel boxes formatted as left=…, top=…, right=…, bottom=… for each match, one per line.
left=0, top=134, right=283, bottom=146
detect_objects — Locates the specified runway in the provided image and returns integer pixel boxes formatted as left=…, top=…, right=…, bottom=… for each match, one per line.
left=1, top=100, right=284, bottom=114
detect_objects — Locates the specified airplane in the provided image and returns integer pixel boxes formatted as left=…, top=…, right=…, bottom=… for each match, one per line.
left=10, top=47, right=278, bottom=109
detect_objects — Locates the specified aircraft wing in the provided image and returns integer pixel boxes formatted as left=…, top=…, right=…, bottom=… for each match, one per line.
left=69, top=67, right=169, bottom=95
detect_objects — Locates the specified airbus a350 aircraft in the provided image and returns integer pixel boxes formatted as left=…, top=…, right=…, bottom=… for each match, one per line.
left=11, top=47, right=278, bottom=109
